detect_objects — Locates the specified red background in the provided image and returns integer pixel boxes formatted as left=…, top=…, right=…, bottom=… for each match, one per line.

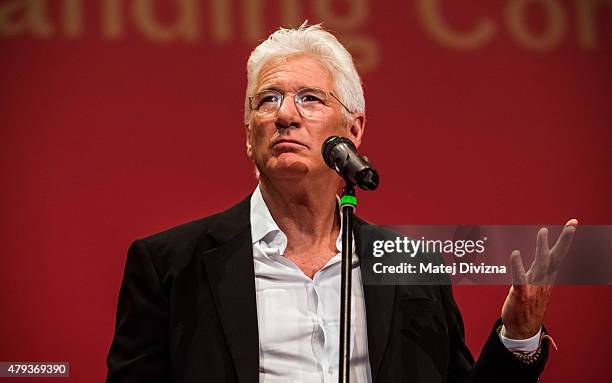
left=1, top=1, right=610, bottom=381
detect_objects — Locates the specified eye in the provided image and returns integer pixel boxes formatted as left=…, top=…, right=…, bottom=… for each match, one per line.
left=298, top=92, right=325, bottom=104
left=261, top=95, right=280, bottom=103
left=255, top=92, right=282, bottom=109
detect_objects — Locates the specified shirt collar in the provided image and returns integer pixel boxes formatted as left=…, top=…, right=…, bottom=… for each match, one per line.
left=250, top=185, right=283, bottom=244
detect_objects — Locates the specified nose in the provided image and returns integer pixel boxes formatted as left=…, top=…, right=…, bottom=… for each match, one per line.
left=275, top=94, right=302, bottom=130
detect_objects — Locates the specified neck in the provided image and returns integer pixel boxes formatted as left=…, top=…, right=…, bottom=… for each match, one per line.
left=258, top=174, right=341, bottom=251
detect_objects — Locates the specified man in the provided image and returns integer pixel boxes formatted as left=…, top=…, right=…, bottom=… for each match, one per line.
left=106, top=24, right=577, bottom=382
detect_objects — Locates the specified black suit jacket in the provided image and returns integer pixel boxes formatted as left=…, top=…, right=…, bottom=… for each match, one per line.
left=106, top=196, right=549, bottom=382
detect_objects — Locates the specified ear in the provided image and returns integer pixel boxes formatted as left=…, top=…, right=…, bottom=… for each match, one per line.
left=245, top=123, right=253, bottom=159
left=346, top=112, right=366, bottom=149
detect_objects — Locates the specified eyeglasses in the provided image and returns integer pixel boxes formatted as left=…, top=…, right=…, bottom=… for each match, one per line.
left=249, top=87, right=352, bottom=118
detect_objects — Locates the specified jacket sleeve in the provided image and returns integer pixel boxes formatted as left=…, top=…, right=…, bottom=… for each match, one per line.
left=440, top=284, right=550, bottom=383
left=106, top=240, right=171, bottom=383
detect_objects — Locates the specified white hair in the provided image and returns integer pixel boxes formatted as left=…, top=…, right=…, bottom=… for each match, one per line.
left=244, top=23, right=365, bottom=123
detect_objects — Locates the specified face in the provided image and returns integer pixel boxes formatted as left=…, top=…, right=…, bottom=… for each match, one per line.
left=245, top=55, right=365, bottom=182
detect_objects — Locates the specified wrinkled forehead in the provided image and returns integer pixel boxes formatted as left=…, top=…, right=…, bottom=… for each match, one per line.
left=255, top=54, right=334, bottom=93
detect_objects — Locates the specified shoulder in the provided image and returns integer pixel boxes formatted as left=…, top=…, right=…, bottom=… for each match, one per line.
left=131, top=195, right=251, bottom=278
left=139, top=213, right=221, bottom=252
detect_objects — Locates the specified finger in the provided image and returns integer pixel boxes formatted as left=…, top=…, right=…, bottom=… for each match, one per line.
left=510, top=250, right=527, bottom=289
left=565, top=218, right=579, bottom=227
left=533, top=227, right=550, bottom=267
left=550, top=219, right=578, bottom=269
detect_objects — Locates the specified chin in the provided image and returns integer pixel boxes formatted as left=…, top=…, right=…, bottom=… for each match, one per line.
left=267, top=156, right=311, bottom=178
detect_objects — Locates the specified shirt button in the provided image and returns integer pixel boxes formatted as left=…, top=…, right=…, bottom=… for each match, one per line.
left=328, top=367, right=334, bottom=374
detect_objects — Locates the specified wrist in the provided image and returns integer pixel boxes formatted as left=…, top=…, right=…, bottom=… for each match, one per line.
left=496, top=324, right=548, bottom=364
left=500, top=325, right=542, bottom=353
left=501, top=324, right=540, bottom=340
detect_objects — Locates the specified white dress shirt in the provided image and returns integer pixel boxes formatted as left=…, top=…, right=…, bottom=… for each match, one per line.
left=251, top=186, right=371, bottom=383
left=250, top=185, right=541, bottom=383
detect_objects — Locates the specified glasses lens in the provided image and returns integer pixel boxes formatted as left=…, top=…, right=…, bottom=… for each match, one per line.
left=295, top=89, right=327, bottom=116
left=252, top=90, right=282, bottom=115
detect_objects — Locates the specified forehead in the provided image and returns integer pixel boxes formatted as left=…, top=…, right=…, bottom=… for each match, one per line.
left=255, top=54, right=334, bottom=92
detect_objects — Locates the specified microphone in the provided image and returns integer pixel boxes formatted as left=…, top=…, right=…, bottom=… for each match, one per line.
left=322, top=136, right=379, bottom=190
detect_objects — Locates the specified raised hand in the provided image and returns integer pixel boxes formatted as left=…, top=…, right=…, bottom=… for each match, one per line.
left=501, top=219, right=578, bottom=339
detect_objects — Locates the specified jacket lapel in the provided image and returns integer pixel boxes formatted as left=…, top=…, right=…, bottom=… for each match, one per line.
left=200, top=197, right=259, bottom=383
left=355, top=218, right=396, bottom=383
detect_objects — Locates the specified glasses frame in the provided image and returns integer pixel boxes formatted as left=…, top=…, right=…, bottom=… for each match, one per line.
left=248, top=87, right=353, bottom=118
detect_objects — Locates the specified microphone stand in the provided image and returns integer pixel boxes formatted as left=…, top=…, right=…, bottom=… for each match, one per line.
left=338, top=184, right=356, bottom=383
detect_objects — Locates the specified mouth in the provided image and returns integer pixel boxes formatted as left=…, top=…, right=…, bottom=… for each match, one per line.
left=272, top=139, right=309, bottom=149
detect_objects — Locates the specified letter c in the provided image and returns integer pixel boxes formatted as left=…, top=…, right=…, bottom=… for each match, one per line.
left=417, top=0, right=496, bottom=50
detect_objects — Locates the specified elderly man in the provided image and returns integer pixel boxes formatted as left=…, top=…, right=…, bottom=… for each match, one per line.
left=106, top=24, right=577, bottom=383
